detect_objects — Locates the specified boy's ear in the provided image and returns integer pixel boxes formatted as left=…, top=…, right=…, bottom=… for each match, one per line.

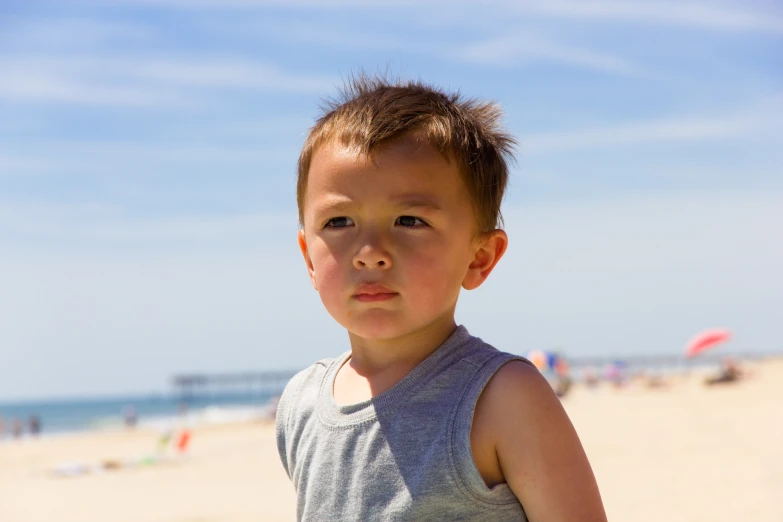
left=298, top=229, right=319, bottom=291
left=462, top=229, right=508, bottom=291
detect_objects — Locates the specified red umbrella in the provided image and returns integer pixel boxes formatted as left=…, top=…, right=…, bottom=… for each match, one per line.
left=684, top=329, right=732, bottom=358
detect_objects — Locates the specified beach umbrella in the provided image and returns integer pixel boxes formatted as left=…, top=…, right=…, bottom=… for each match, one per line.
left=527, top=350, right=548, bottom=371
left=684, top=329, right=731, bottom=358
left=546, top=352, right=559, bottom=371
left=554, top=357, right=569, bottom=377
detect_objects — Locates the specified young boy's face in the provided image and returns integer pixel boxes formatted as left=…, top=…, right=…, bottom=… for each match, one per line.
left=298, top=136, right=485, bottom=341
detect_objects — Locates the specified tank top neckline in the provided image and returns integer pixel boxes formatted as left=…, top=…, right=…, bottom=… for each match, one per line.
left=318, top=325, right=473, bottom=427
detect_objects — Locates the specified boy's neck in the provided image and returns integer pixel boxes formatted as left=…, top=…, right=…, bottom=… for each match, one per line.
left=334, top=314, right=457, bottom=404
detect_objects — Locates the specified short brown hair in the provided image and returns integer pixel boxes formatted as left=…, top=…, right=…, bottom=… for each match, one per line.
left=297, top=75, right=517, bottom=232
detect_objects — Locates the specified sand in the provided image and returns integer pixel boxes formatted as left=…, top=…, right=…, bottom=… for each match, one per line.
left=2, top=358, right=781, bottom=522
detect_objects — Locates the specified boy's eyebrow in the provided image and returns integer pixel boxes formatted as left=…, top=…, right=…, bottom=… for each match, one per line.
left=394, top=197, right=442, bottom=212
left=310, top=195, right=354, bottom=216
left=311, top=195, right=442, bottom=215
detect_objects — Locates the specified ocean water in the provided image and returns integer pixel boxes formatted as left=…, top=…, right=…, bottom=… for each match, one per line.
left=0, top=391, right=280, bottom=437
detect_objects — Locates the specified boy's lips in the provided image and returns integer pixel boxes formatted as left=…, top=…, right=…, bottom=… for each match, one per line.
left=352, top=283, right=398, bottom=302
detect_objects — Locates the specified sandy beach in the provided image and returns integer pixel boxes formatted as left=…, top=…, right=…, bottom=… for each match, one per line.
left=2, top=359, right=781, bottom=522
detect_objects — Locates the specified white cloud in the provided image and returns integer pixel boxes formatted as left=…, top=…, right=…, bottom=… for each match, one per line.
left=3, top=17, right=155, bottom=49
left=129, top=59, right=335, bottom=92
left=220, top=19, right=642, bottom=77
left=101, top=0, right=783, bottom=33
left=521, top=100, right=783, bottom=153
left=0, top=69, right=195, bottom=108
left=0, top=140, right=295, bottom=180
left=453, top=33, right=643, bottom=76
left=97, top=0, right=386, bottom=7
left=0, top=55, right=335, bottom=107
left=509, top=0, right=783, bottom=34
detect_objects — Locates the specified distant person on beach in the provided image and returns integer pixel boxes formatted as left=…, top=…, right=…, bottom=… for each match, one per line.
left=11, top=418, right=23, bottom=439
left=28, top=415, right=41, bottom=436
left=705, top=357, right=743, bottom=386
left=276, top=76, right=606, bottom=521
left=123, top=405, right=137, bottom=429
left=583, top=367, right=600, bottom=388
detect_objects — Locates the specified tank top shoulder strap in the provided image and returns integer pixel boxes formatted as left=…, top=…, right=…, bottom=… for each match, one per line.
left=449, top=349, right=534, bottom=507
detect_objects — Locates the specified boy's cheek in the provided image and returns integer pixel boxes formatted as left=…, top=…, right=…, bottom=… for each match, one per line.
left=309, top=244, right=342, bottom=275
left=312, top=262, right=345, bottom=301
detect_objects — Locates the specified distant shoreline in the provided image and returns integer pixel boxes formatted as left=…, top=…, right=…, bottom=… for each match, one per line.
left=0, top=392, right=279, bottom=438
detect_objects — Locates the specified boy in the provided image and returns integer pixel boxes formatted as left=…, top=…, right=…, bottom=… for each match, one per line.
left=276, top=76, right=606, bottom=521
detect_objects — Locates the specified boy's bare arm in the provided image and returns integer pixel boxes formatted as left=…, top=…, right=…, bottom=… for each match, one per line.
left=476, top=361, right=607, bottom=521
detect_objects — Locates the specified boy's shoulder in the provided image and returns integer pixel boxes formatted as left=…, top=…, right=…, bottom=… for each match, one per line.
left=478, top=358, right=553, bottom=412
left=472, top=344, right=557, bottom=439
left=275, top=354, right=345, bottom=476
left=472, top=357, right=605, bottom=519
left=275, top=351, right=351, bottom=427
left=277, top=355, right=342, bottom=414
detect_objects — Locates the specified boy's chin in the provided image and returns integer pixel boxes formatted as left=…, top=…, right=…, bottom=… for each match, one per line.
left=338, top=314, right=419, bottom=342
left=346, top=323, right=408, bottom=342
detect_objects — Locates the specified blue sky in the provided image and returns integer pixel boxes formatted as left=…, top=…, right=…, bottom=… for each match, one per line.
left=1, top=0, right=781, bottom=400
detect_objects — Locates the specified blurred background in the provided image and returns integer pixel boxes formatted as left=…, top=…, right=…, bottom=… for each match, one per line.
left=1, top=1, right=781, bottom=521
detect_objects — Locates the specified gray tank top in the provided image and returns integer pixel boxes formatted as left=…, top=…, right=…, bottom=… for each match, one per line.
left=276, top=326, right=530, bottom=521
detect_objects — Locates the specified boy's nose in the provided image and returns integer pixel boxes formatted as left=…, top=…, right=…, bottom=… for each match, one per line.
left=353, top=243, right=392, bottom=270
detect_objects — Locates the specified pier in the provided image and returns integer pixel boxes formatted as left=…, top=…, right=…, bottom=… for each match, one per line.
left=171, top=370, right=297, bottom=402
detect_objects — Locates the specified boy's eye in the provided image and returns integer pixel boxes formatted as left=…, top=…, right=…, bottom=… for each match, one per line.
left=396, top=216, right=427, bottom=227
left=324, top=217, right=354, bottom=228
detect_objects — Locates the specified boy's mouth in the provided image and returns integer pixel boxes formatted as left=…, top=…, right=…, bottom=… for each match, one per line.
left=352, top=283, right=398, bottom=302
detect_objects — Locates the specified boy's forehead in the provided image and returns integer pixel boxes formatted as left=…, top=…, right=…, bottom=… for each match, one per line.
left=309, top=147, right=457, bottom=205
left=309, top=137, right=454, bottom=184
